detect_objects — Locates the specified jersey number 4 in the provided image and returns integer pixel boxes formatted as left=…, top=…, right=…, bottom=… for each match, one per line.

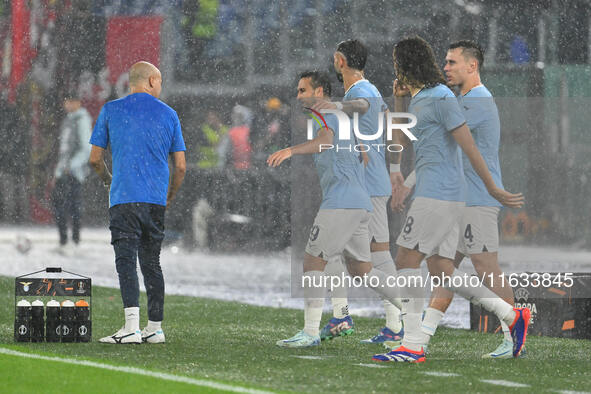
left=464, top=224, right=474, bottom=243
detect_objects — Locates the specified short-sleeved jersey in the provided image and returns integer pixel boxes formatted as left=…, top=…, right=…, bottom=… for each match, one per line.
left=408, top=84, right=466, bottom=202
left=458, top=85, right=503, bottom=207
left=312, top=112, right=372, bottom=212
left=90, top=93, right=186, bottom=207
left=343, top=80, right=391, bottom=197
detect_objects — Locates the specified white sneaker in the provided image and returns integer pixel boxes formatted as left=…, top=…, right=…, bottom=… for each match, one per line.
left=99, top=327, right=142, bottom=344
left=141, top=327, right=165, bottom=343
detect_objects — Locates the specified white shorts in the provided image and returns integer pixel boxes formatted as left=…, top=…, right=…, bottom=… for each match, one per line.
left=305, top=209, right=372, bottom=262
left=456, top=206, right=500, bottom=256
left=396, top=197, right=464, bottom=259
left=369, top=196, right=390, bottom=244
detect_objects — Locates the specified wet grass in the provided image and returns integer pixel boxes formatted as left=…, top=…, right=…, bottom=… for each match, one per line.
left=1, top=276, right=590, bottom=393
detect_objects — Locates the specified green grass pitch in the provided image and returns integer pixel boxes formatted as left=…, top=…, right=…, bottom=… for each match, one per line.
left=1, top=276, right=590, bottom=393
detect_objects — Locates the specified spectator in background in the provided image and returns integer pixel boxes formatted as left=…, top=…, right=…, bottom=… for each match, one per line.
left=0, top=99, right=28, bottom=223
left=197, top=110, right=228, bottom=169
left=222, top=104, right=253, bottom=169
left=510, top=35, right=530, bottom=64
left=52, top=93, right=92, bottom=253
left=253, top=97, right=290, bottom=160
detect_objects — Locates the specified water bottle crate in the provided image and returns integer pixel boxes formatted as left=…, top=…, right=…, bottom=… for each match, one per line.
left=15, top=267, right=92, bottom=343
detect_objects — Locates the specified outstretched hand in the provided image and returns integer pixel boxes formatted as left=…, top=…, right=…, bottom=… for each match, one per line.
left=267, top=148, right=293, bottom=167
left=490, top=188, right=525, bottom=209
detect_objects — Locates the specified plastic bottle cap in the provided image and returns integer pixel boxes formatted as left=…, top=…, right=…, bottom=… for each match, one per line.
left=61, top=300, right=75, bottom=307
left=32, top=300, right=44, bottom=307
left=46, top=300, right=60, bottom=307
left=75, top=300, right=89, bottom=307
left=17, top=299, right=31, bottom=307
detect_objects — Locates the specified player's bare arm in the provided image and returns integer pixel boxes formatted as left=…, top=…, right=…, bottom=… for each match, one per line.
left=89, top=145, right=112, bottom=186
left=267, top=127, right=334, bottom=167
left=310, top=98, right=369, bottom=117
left=167, top=151, right=186, bottom=205
left=387, top=79, right=412, bottom=209
left=451, top=123, right=524, bottom=208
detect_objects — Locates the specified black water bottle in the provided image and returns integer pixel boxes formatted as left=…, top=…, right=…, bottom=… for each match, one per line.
left=14, top=300, right=31, bottom=342
left=31, top=300, right=45, bottom=342
left=75, top=300, right=91, bottom=342
left=46, top=300, right=61, bottom=342
left=60, top=300, right=75, bottom=342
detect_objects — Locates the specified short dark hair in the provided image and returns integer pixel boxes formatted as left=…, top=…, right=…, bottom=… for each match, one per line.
left=299, top=70, right=332, bottom=97
left=393, top=36, right=446, bottom=89
left=336, top=39, right=368, bottom=71
left=449, top=40, right=485, bottom=70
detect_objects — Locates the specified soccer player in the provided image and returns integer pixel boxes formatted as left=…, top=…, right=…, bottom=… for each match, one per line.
left=373, top=36, right=529, bottom=363
left=416, top=41, right=516, bottom=358
left=311, top=39, right=403, bottom=346
left=269, top=71, right=401, bottom=348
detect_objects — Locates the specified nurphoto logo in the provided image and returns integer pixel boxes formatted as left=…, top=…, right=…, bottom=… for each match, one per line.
left=306, top=108, right=417, bottom=153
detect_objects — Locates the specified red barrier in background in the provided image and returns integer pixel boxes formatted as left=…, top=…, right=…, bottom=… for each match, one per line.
left=106, top=16, right=163, bottom=91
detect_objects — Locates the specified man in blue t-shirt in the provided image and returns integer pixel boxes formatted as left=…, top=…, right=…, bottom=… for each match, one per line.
left=89, top=61, right=186, bottom=344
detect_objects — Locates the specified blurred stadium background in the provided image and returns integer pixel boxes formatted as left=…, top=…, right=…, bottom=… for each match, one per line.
left=0, top=0, right=590, bottom=253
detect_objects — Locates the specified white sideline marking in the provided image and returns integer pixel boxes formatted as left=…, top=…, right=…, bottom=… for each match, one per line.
left=422, top=371, right=460, bottom=377
left=554, top=391, right=591, bottom=394
left=290, top=355, right=324, bottom=360
left=355, top=363, right=388, bottom=368
left=480, top=379, right=530, bottom=388
left=0, top=347, right=273, bottom=394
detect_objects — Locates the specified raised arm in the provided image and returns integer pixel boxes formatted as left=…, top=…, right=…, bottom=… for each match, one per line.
left=310, top=98, right=369, bottom=117
left=267, top=127, right=334, bottom=167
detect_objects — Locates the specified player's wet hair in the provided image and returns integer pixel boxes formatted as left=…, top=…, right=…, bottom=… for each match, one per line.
left=299, top=70, right=332, bottom=97
left=393, top=36, right=446, bottom=89
left=336, top=39, right=368, bottom=71
left=449, top=40, right=485, bottom=70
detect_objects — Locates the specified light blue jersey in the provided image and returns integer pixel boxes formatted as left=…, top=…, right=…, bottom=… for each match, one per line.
left=312, top=112, right=372, bottom=212
left=408, top=84, right=466, bottom=202
left=344, top=80, right=391, bottom=197
left=458, top=85, right=504, bottom=207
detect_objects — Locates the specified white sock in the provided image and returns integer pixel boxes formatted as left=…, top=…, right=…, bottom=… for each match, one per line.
left=332, top=298, right=349, bottom=319
left=146, top=320, right=162, bottom=332
left=444, top=269, right=515, bottom=326
left=366, top=268, right=403, bottom=310
left=501, top=320, right=512, bottom=342
left=303, top=270, right=325, bottom=336
left=372, top=251, right=402, bottom=331
left=398, top=268, right=429, bottom=352
left=421, top=307, right=445, bottom=337
left=324, top=256, right=349, bottom=318
left=124, top=307, right=140, bottom=332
